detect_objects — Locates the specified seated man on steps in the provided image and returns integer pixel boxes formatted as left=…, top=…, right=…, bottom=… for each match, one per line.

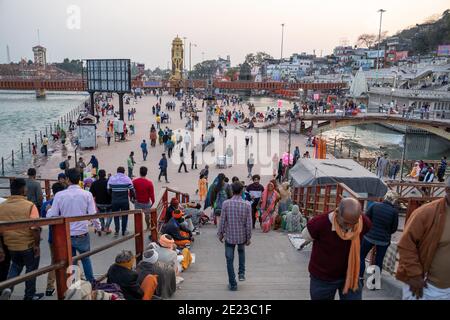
left=161, top=210, right=193, bottom=248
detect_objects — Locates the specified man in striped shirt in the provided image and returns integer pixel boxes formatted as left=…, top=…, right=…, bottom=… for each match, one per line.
left=108, top=167, right=136, bottom=237
left=218, top=182, right=252, bottom=291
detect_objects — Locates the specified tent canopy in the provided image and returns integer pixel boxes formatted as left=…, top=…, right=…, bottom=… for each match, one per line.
left=289, top=159, right=387, bottom=198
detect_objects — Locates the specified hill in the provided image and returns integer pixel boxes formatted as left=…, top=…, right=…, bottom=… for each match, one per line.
left=386, top=9, right=450, bottom=55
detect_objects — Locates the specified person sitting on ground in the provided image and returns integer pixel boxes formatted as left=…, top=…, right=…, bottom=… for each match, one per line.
left=106, top=250, right=157, bottom=300
left=180, top=202, right=203, bottom=230
left=154, top=235, right=191, bottom=276
left=136, top=249, right=176, bottom=299
left=165, top=197, right=180, bottom=223
left=161, top=210, right=193, bottom=248
left=154, top=235, right=177, bottom=267
left=283, top=204, right=307, bottom=233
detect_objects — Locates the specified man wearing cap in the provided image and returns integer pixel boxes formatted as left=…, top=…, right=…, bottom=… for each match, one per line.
left=165, top=198, right=180, bottom=224
left=360, top=191, right=399, bottom=283
left=107, top=250, right=157, bottom=300
left=161, top=210, right=193, bottom=248
left=136, top=249, right=176, bottom=299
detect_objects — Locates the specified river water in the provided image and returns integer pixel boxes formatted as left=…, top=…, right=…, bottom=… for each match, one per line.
left=245, top=96, right=450, bottom=161
left=0, top=91, right=88, bottom=175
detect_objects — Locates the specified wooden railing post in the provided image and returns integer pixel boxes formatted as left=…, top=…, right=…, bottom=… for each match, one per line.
left=134, top=210, right=144, bottom=262
left=324, top=185, right=331, bottom=213
left=44, top=179, right=51, bottom=200
left=336, top=183, right=343, bottom=206
left=52, top=220, right=72, bottom=300
left=150, top=208, right=158, bottom=242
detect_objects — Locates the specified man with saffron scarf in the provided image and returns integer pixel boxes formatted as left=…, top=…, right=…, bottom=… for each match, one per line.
left=301, top=198, right=372, bottom=300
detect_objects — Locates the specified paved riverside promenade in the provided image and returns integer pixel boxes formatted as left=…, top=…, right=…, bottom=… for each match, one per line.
left=8, top=93, right=401, bottom=300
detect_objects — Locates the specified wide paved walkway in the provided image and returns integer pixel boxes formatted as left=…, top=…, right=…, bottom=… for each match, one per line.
left=172, top=224, right=397, bottom=300
left=6, top=93, right=402, bottom=300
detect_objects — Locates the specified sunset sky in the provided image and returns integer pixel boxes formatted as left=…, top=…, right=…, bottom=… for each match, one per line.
left=0, top=0, right=448, bottom=69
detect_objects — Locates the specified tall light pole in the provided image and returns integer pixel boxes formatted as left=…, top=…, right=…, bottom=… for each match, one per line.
left=376, top=9, right=386, bottom=85
left=281, top=23, right=285, bottom=60
left=201, top=51, right=205, bottom=62
left=183, top=37, right=187, bottom=76
left=189, top=42, right=197, bottom=94
left=189, top=42, right=197, bottom=74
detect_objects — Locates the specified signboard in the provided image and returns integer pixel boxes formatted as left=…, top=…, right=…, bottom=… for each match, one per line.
left=143, top=81, right=162, bottom=88
left=366, top=50, right=385, bottom=59
left=313, top=93, right=320, bottom=101
left=137, top=63, right=145, bottom=73
left=86, top=59, right=131, bottom=93
left=277, top=100, right=283, bottom=108
left=77, top=124, right=96, bottom=149
left=395, top=51, right=409, bottom=61
left=437, top=45, right=450, bottom=56
left=357, top=59, right=375, bottom=69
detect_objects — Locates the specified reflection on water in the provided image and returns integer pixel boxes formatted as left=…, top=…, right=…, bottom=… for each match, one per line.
left=321, top=124, right=450, bottom=160
left=241, top=96, right=449, bottom=160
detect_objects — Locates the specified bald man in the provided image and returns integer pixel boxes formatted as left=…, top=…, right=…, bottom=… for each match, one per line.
left=302, top=198, right=372, bottom=300
left=396, top=176, right=450, bottom=300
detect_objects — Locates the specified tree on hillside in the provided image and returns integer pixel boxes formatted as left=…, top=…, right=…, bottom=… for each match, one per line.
left=356, top=33, right=377, bottom=48
left=244, top=52, right=273, bottom=68
left=225, top=67, right=239, bottom=81
left=55, top=58, right=83, bottom=74
left=190, top=60, right=220, bottom=79
left=423, top=14, right=441, bottom=24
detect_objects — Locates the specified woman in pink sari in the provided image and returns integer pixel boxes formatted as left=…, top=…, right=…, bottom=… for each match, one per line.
left=259, top=182, right=280, bottom=233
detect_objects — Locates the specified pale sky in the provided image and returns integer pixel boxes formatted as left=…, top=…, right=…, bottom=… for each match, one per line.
left=0, top=0, right=448, bottom=69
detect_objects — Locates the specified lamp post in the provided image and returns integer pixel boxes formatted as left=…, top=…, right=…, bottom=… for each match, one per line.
left=376, top=9, right=386, bottom=85
left=281, top=23, right=285, bottom=60
left=201, top=52, right=205, bottom=62
left=400, top=129, right=408, bottom=181
left=189, top=42, right=197, bottom=94
left=390, top=87, right=395, bottom=110
left=183, top=37, right=187, bottom=76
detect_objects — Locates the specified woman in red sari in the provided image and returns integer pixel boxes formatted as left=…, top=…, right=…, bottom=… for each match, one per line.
left=259, top=182, right=280, bottom=233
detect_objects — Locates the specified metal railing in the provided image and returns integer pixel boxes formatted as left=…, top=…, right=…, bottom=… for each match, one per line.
left=0, top=176, right=57, bottom=200
left=150, top=187, right=190, bottom=239
left=291, top=182, right=443, bottom=225
left=0, top=177, right=191, bottom=300
left=0, top=210, right=144, bottom=300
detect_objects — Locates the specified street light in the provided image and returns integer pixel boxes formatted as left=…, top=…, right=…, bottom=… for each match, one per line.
left=183, top=37, right=187, bottom=75
left=281, top=23, right=285, bottom=60
left=189, top=42, right=197, bottom=94
left=189, top=42, right=197, bottom=74
left=376, top=9, right=386, bottom=85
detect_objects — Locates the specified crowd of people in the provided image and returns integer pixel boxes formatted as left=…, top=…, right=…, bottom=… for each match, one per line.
left=2, top=90, right=449, bottom=302
left=375, top=154, right=447, bottom=183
